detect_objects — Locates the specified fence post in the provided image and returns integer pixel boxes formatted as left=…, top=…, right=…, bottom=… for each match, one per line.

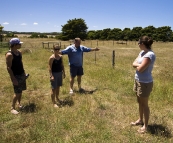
left=112, top=50, right=115, bottom=68
left=95, top=50, right=96, bottom=64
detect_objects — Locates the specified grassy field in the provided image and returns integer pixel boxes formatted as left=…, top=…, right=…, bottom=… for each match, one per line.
left=0, top=38, right=173, bottom=143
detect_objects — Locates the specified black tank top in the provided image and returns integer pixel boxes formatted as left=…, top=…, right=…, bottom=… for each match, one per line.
left=52, top=57, right=63, bottom=72
left=8, top=51, right=24, bottom=75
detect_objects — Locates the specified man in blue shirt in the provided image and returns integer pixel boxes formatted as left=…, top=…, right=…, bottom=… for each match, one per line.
left=60, top=38, right=99, bottom=94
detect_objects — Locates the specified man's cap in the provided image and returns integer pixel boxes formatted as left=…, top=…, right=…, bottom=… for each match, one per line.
left=10, top=38, right=23, bottom=45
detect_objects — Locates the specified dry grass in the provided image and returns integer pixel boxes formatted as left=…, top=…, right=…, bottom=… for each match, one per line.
left=0, top=38, right=173, bottom=142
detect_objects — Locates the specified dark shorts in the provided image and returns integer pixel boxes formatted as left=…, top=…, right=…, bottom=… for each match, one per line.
left=13, top=74, right=26, bottom=94
left=70, top=65, right=83, bottom=77
left=133, top=80, right=153, bottom=97
left=50, top=72, right=63, bottom=89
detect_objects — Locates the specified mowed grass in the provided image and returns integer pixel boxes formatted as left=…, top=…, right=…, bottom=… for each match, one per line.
left=0, top=38, right=173, bottom=143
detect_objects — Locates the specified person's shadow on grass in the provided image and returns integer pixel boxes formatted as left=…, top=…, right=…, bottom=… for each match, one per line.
left=19, top=103, right=37, bottom=113
left=58, top=96, right=74, bottom=107
left=76, top=88, right=98, bottom=94
left=147, top=124, right=172, bottom=138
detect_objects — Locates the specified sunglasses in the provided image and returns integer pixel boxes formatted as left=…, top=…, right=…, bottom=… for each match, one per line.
left=54, top=48, right=60, bottom=51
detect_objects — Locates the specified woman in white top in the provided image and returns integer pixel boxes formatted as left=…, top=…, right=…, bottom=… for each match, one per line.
left=131, top=36, right=156, bottom=133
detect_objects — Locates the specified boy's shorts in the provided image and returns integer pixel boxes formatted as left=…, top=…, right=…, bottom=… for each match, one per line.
left=70, top=65, right=83, bottom=77
left=13, top=74, right=26, bottom=94
left=133, top=80, right=153, bottom=97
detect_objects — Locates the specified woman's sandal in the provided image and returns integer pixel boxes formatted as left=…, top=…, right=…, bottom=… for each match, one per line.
left=131, top=121, right=144, bottom=126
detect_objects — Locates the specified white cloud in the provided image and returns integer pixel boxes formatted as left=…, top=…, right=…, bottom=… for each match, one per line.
left=33, top=22, right=38, bottom=25
left=3, top=22, right=9, bottom=25
left=93, top=26, right=98, bottom=28
left=54, top=25, right=59, bottom=27
left=21, top=23, right=27, bottom=26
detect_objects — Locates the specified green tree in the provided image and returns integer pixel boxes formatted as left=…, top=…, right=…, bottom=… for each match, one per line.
left=122, top=28, right=131, bottom=41
left=108, top=28, right=122, bottom=40
left=141, top=26, right=156, bottom=38
left=87, top=30, right=96, bottom=40
left=58, top=18, right=88, bottom=40
left=170, top=32, right=173, bottom=42
left=30, top=33, right=39, bottom=38
left=6, top=32, right=14, bottom=37
left=40, top=33, right=48, bottom=38
left=155, top=26, right=172, bottom=42
left=94, top=30, right=102, bottom=40
left=0, top=24, right=4, bottom=42
left=100, top=28, right=111, bottom=40
left=131, top=27, right=143, bottom=41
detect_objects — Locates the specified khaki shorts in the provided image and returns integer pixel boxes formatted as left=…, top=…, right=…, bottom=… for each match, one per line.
left=133, top=80, right=153, bottom=97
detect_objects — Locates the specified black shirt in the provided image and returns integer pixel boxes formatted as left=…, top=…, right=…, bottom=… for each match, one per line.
left=52, top=57, right=63, bottom=73
left=9, top=51, right=24, bottom=75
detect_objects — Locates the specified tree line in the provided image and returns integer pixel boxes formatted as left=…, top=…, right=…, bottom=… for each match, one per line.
left=58, top=18, right=173, bottom=42
left=2, top=18, right=173, bottom=42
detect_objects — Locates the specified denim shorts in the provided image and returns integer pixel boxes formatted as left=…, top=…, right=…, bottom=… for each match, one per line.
left=50, top=72, right=63, bottom=89
left=70, top=65, right=83, bottom=77
left=13, top=74, right=26, bottom=94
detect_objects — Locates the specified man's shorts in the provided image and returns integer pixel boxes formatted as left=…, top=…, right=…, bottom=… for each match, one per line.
left=70, top=65, right=83, bottom=77
left=13, top=74, right=26, bottom=94
left=50, top=72, right=63, bottom=89
left=133, top=80, right=153, bottom=97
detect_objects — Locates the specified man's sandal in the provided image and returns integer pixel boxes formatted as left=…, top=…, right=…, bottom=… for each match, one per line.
left=130, top=121, right=144, bottom=126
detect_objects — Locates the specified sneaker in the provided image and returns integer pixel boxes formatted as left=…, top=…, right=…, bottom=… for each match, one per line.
left=19, top=105, right=23, bottom=108
left=69, top=89, right=74, bottom=95
left=11, top=109, right=19, bottom=115
left=54, top=104, right=59, bottom=108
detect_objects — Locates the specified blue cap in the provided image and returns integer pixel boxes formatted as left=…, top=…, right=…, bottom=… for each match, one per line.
left=10, top=38, right=23, bottom=45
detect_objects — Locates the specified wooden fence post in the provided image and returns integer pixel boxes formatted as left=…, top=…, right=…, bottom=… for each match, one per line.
left=95, top=50, right=96, bottom=64
left=112, top=50, right=115, bottom=68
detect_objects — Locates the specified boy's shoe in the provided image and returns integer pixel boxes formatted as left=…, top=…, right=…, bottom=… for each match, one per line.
left=54, top=104, right=59, bottom=108
left=11, top=109, right=19, bottom=115
left=69, top=89, right=74, bottom=95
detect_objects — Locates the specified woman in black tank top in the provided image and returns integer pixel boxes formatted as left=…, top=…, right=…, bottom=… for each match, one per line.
left=48, top=45, right=65, bottom=108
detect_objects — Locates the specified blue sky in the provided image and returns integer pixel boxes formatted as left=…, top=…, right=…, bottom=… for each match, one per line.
left=0, top=0, right=173, bottom=32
